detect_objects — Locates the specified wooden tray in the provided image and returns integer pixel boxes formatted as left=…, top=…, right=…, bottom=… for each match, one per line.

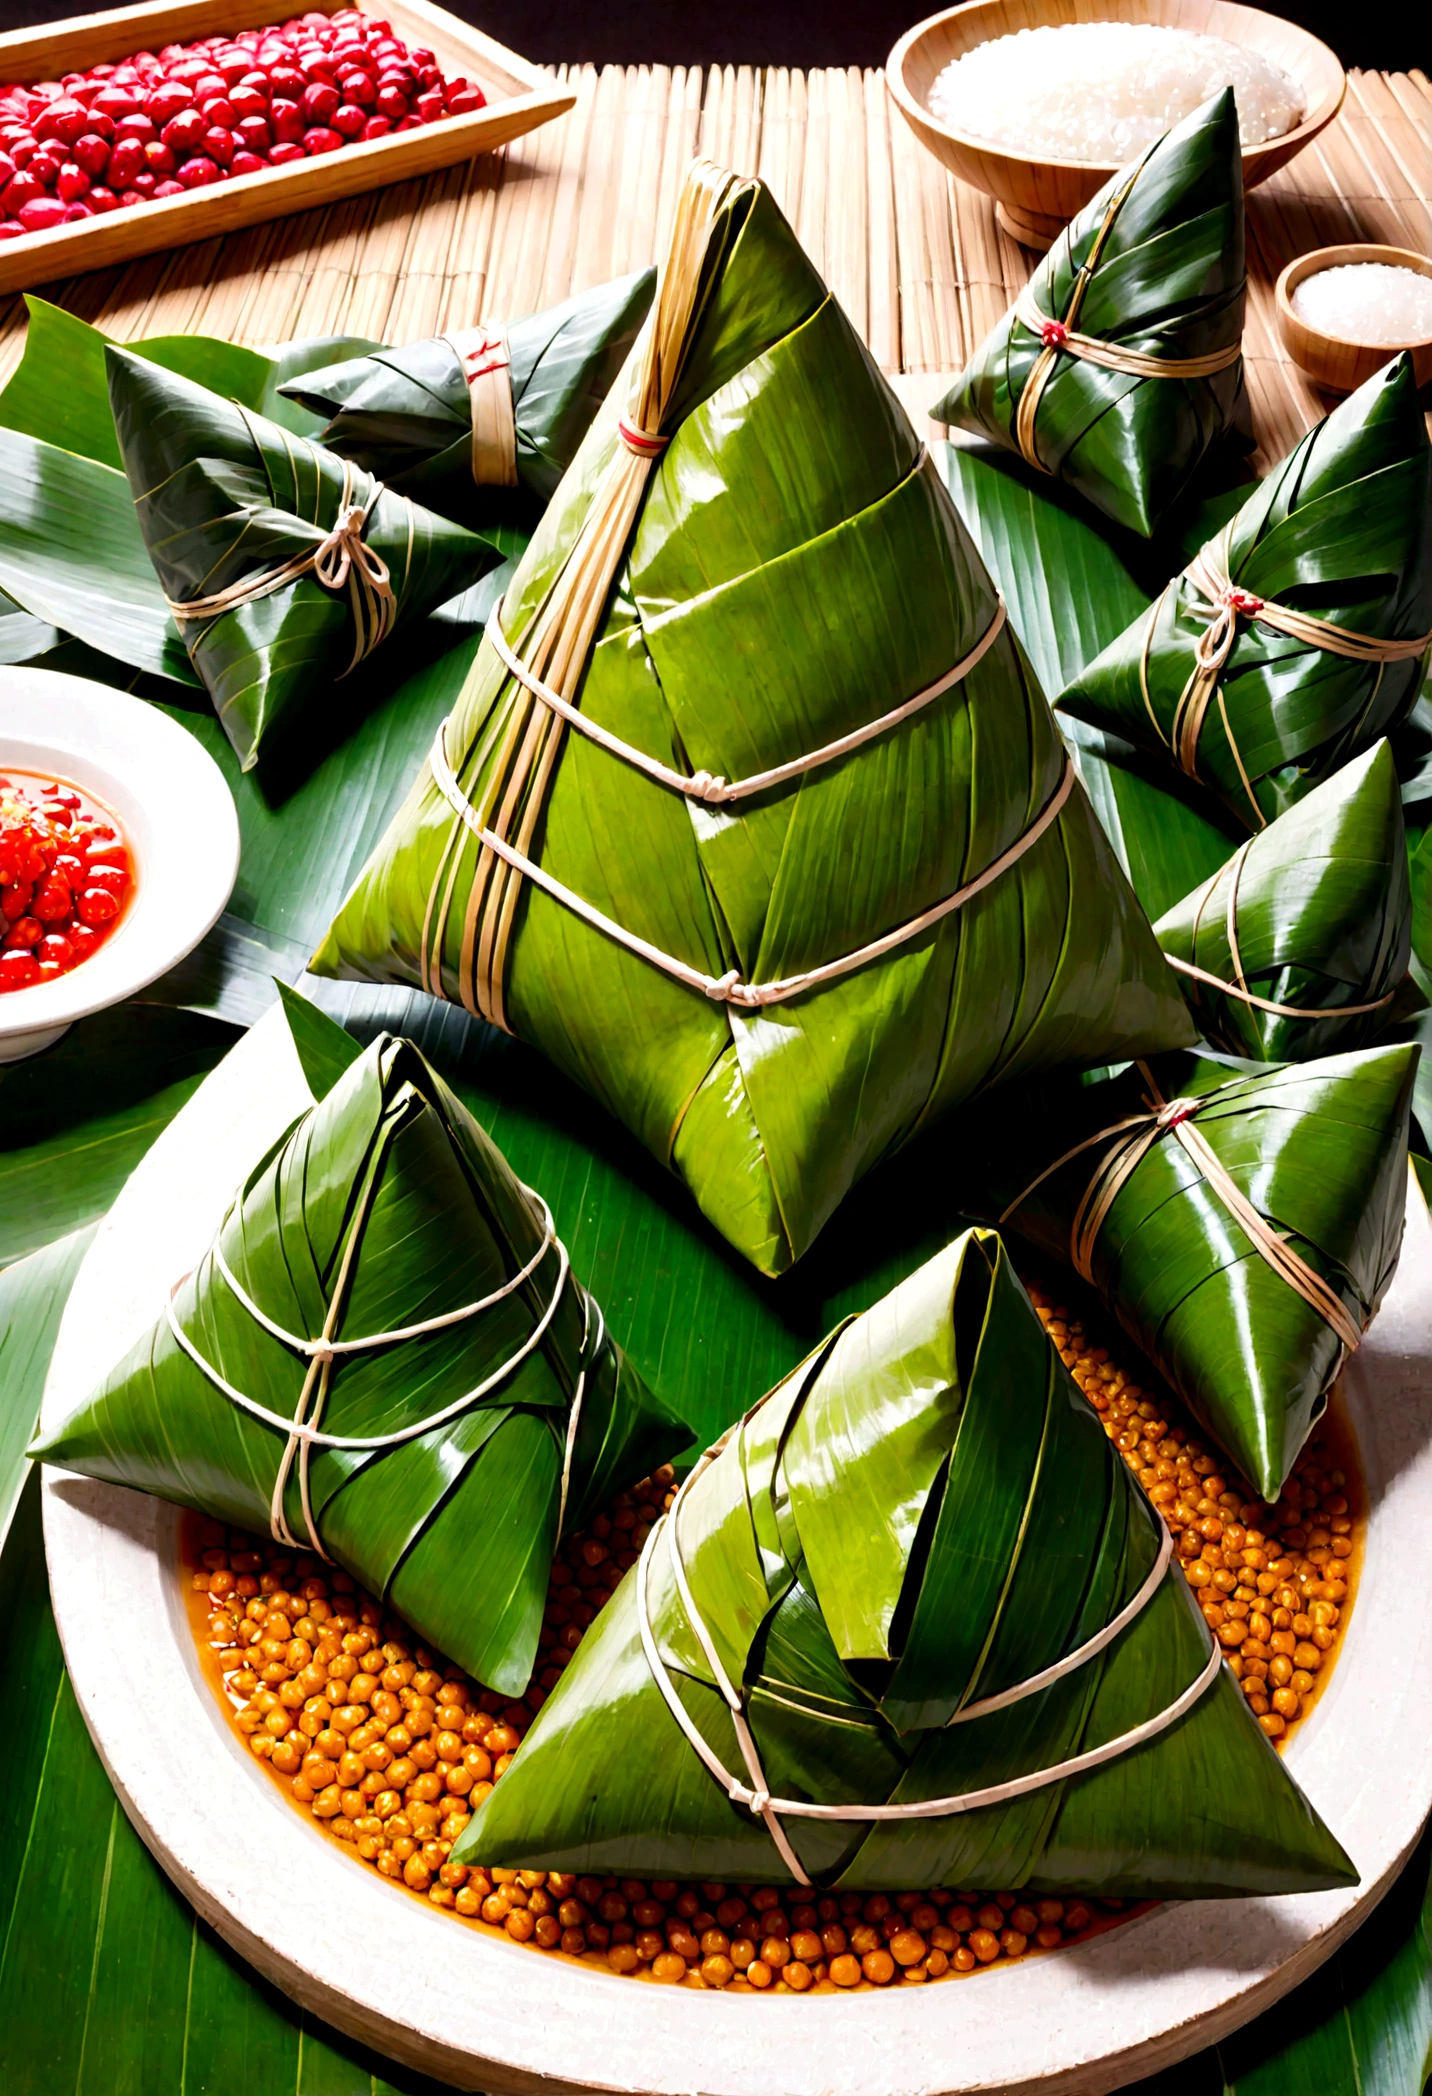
left=0, top=0, right=574, bottom=294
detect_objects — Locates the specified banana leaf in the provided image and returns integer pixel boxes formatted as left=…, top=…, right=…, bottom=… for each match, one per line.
left=31, top=991, right=688, bottom=1695
left=1059, top=355, right=1432, bottom=831
left=105, top=349, right=492, bottom=771
left=459, top=1228, right=1353, bottom=1895
left=277, top=270, right=657, bottom=529
left=935, top=91, right=1248, bottom=538
left=313, top=169, right=1193, bottom=1280
left=971, top=1044, right=1417, bottom=1500
left=1155, top=740, right=1413, bottom=1061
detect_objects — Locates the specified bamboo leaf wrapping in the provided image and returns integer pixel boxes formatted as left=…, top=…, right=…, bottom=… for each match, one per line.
left=278, top=271, right=657, bottom=527
left=31, top=1001, right=689, bottom=1696
left=105, top=348, right=490, bottom=771
left=1059, top=356, right=1432, bottom=830
left=977, top=1045, right=1418, bottom=1501
left=1156, top=741, right=1413, bottom=1060
left=936, top=93, right=1248, bottom=538
left=458, top=1231, right=1353, bottom=1895
left=313, top=174, right=1192, bottom=1279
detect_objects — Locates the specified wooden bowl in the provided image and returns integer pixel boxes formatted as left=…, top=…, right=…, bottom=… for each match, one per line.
left=886, top=0, right=1346, bottom=250
left=1275, top=245, right=1432, bottom=393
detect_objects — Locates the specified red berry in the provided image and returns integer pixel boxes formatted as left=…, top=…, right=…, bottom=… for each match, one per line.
left=153, top=177, right=184, bottom=197
left=0, top=152, right=15, bottom=187
left=0, top=949, right=39, bottom=989
left=68, top=923, right=99, bottom=961
left=0, top=221, right=23, bottom=240
left=447, top=88, right=485, bottom=115
left=5, top=914, right=42, bottom=946
left=39, top=932, right=74, bottom=967
left=3, top=170, right=43, bottom=211
left=76, top=886, right=119, bottom=927
left=35, top=98, right=89, bottom=145
left=270, top=65, right=305, bottom=96
left=301, top=80, right=339, bottom=123
left=87, top=184, right=119, bottom=212
left=329, top=102, right=364, bottom=138
left=191, top=72, right=228, bottom=104
left=201, top=126, right=235, bottom=166
left=56, top=161, right=89, bottom=201
left=231, top=84, right=269, bottom=120
left=131, top=171, right=157, bottom=197
left=146, top=81, right=193, bottom=123
left=414, top=88, right=444, bottom=122
left=92, top=85, right=143, bottom=120
left=72, top=131, right=110, bottom=175
left=268, top=140, right=305, bottom=164
left=230, top=148, right=267, bottom=175
left=33, top=879, right=70, bottom=921
left=28, top=148, right=64, bottom=185
left=270, top=98, right=304, bottom=143
left=1, top=879, right=31, bottom=920
left=302, top=124, right=342, bottom=154
left=107, top=136, right=143, bottom=186
left=179, top=151, right=220, bottom=186
left=199, top=93, right=236, bottom=127
left=374, top=84, right=408, bottom=121
left=360, top=114, right=391, bottom=139
left=237, top=115, right=272, bottom=150
left=115, top=112, right=157, bottom=142
left=161, top=107, right=205, bottom=153
left=337, top=68, right=375, bottom=105
left=17, top=197, right=66, bottom=230
left=142, top=139, right=176, bottom=175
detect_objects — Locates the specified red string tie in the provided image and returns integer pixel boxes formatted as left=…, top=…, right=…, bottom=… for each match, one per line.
left=1040, top=320, right=1069, bottom=349
left=618, top=419, right=669, bottom=458
left=1224, top=587, right=1264, bottom=617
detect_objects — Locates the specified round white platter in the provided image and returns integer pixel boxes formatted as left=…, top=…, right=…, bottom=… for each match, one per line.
left=38, top=1004, right=1432, bottom=2096
left=0, top=667, right=239, bottom=1060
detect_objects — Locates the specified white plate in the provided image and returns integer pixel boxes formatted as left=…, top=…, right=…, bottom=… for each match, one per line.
left=37, top=1005, right=1432, bottom=2096
left=0, top=667, right=238, bottom=1059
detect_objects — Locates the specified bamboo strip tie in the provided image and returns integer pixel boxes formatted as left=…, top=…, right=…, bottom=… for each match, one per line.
left=999, top=1060, right=1366, bottom=1357
left=1142, top=521, right=1432, bottom=825
left=1012, top=164, right=1242, bottom=474
left=166, top=1183, right=592, bottom=1557
left=633, top=1400, right=1208, bottom=1887
left=443, top=324, right=519, bottom=487
left=165, top=455, right=406, bottom=678
left=1165, top=834, right=1396, bottom=1021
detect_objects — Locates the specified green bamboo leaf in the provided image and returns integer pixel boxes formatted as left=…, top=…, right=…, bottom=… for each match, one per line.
left=0, top=1469, right=452, bottom=2096
left=462, top=1230, right=1352, bottom=1894
left=1061, top=355, right=1432, bottom=830
left=34, top=1001, right=689, bottom=1694
left=1156, top=741, right=1414, bottom=1059
left=106, top=350, right=494, bottom=771
left=938, top=92, right=1249, bottom=537
left=0, top=1004, right=237, bottom=1267
left=975, top=1044, right=1418, bottom=1499
left=0, top=1224, right=94, bottom=1553
left=314, top=169, right=1192, bottom=1279
left=279, top=269, right=657, bottom=527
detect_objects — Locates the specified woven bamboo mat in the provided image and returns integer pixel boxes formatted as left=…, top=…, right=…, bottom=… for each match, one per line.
left=0, top=61, right=1427, bottom=471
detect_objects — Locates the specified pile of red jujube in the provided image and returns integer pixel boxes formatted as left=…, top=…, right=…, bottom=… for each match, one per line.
left=0, top=9, right=486, bottom=240
left=0, top=774, right=133, bottom=991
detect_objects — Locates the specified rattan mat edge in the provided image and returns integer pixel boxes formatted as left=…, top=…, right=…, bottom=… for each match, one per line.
left=0, top=62, right=1427, bottom=469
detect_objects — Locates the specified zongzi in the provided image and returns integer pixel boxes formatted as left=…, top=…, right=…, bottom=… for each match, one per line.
left=935, top=91, right=1248, bottom=537
left=312, top=158, right=1192, bottom=1279
left=106, top=347, right=486, bottom=770
left=457, top=1230, right=1355, bottom=1896
left=1156, top=740, right=1412, bottom=1061
left=1059, top=354, right=1432, bottom=829
left=31, top=996, right=688, bottom=1696
left=983, top=1044, right=1417, bottom=1501
left=277, top=272, right=657, bottom=530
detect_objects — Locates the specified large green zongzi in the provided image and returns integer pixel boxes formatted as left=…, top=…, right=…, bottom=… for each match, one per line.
left=106, top=347, right=486, bottom=770
left=312, top=158, right=1192, bottom=1279
left=1059, top=354, right=1432, bottom=829
left=1156, top=740, right=1413, bottom=1062
left=31, top=998, right=688, bottom=1696
left=936, top=92, right=1248, bottom=537
left=984, top=1045, right=1417, bottom=1501
left=277, top=272, right=656, bottom=530
left=457, top=1230, right=1354, bottom=1895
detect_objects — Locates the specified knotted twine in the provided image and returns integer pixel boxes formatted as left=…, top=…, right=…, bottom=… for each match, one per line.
left=166, top=452, right=404, bottom=678
left=166, top=1170, right=591, bottom=1560
left=633, top=1397, right=1205, bottom=1886
left=443, top=324, right=519, bottom=488
left=1011, top=165, right=1242, bottom=475
left=1140, top=521, right=1432, bottom=827
left=1165, top=834, right=1397, bottom=1022
left=999, top=1059, right=1365, bottom=1357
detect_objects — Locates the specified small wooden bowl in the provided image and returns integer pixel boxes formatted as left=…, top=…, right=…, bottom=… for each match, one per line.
left=1275, top=245, right=1432, bottom=392
left=887, top=0, right=1346, bottom=250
